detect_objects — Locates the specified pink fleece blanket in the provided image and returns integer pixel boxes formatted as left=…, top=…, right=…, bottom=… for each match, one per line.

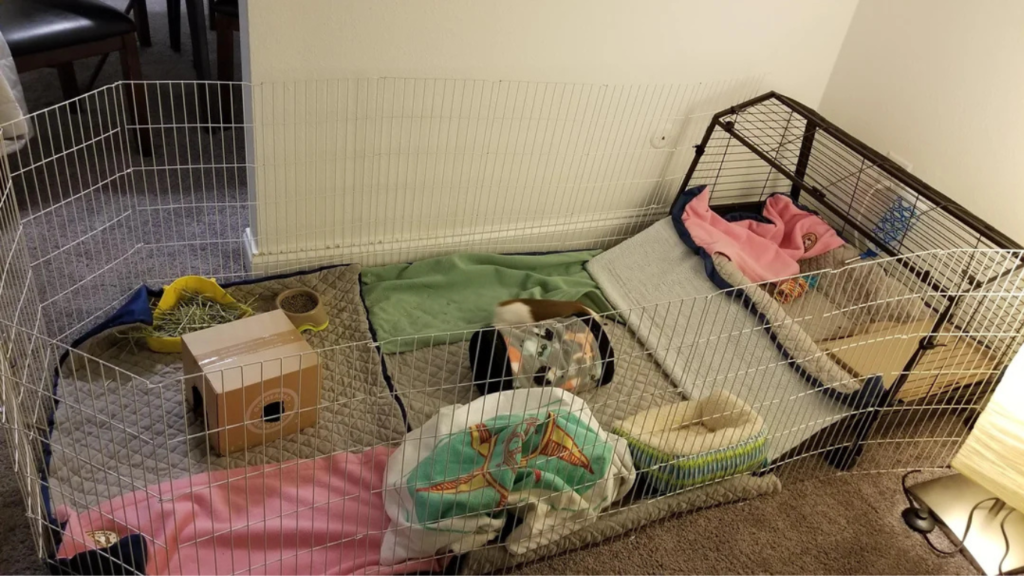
left=681, top=190, right=844, bottom=283
left=55, top=447, right=447, bottom=576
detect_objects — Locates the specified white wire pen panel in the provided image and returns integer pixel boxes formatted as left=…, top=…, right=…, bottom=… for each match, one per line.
left=0, top=248, right=1019, bottom=574
left=244, top=76, right=764, bottom=270
left=2, top=76, right=765, bottom=343
left=1, top=80, right=1023, bottom=574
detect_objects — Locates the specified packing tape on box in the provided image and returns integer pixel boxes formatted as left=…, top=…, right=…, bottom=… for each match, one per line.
left=196, top=330, right=307, bottom=371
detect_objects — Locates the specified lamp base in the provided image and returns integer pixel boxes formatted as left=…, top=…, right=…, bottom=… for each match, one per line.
left=902, top=505, right=937, bottom=533
left=908, top=473, right=1023, bottom=575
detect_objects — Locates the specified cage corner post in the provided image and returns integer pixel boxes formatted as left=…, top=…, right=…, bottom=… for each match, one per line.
left=240, top=0, right=258, bottom=277
left=788, top=118, right=817, bottom=203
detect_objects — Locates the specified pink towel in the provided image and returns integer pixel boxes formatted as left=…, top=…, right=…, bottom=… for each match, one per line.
left=55, top=447, right=448, bottom=576
left=681, top=190, right=844, bottom=283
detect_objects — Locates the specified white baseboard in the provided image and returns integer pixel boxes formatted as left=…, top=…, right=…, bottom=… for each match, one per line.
left=246, top=207, right=665, bottom=275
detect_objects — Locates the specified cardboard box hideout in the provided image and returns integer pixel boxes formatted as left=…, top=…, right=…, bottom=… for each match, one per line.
left=182, top=310, right=321, bottom=455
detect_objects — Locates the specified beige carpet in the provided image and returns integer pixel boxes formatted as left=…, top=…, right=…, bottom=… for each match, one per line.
left=0, top=429, right=48, bottom=575
left=510, top=471, right=978, bottom=575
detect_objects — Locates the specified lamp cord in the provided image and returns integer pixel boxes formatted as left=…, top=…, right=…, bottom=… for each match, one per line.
left=902, top=471, right=1017, bottom=575
left=1000, top=509, right=1017, bottom=576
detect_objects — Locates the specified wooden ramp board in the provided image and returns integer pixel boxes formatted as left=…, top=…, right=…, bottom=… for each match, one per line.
left=820, top=320, right=998, bottom=402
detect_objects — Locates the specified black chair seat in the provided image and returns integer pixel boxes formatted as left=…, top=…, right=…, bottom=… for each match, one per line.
left=212, top=0, right=238, bottom=19
left=0, top=0, right=136, bottom=58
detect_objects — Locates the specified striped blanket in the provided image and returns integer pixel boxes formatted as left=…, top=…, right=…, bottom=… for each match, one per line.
left=612, top=391, right=767, bottom=496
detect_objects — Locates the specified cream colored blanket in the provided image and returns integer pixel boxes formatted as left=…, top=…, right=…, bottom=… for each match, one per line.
left=0, top=31, right=31, bottom=151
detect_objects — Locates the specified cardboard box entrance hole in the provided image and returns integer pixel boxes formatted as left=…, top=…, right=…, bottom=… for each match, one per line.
left=182, top=310, right=322, bottom=455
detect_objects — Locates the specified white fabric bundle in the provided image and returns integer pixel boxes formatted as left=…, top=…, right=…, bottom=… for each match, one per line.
left=380, top=388, right=635, bottom=564
left=1, top=31, right=32, bottom=152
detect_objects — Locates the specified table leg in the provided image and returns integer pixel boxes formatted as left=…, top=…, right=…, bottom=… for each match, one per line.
left=168, top=0, right=181, bottom=53
left=56, top=63, right=80, bottom=101
left=184, top=0, right=211, bottom=80
left=120, top=33, right=153, bottom=156
left=132, top=0, right=152, bottom=47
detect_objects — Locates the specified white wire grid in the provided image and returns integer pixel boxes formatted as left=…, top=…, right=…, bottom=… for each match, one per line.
left=0, top=79, right=1021, bottom=574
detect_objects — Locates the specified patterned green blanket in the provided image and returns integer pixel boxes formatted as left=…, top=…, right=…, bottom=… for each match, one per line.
left=361, top=251, right=613, bottom=353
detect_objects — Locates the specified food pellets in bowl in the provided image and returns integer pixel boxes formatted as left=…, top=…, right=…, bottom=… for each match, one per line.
left=276, top=288, right=329, bottom=332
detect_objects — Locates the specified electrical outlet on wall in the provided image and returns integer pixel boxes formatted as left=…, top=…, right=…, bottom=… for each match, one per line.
left=887, top=151, right=913, bottom=173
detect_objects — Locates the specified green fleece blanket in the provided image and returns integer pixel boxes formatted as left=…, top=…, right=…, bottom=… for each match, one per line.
left=361, top=251, right=612, bottom=353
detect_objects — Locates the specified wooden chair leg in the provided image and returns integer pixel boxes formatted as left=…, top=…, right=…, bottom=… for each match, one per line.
left=215, top=15, right=235, bottom=124
left=168, top=0, right=182, bottom=53
left=119, top=33, right=153, bottom=156
left=215, top=16, right=234, bottom=82
left=56, top=63, right=80, bottom=101
left=184, top=0, right=212, bottom=80
left=131, top=0, right=152, bottom=48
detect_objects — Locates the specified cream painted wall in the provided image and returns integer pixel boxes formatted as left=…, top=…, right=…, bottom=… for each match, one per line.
left=241, top=0, right=861, bottom=267
left=819, top=0, right=1024, bottom=246
left=246, top=0, right=857, bottom=106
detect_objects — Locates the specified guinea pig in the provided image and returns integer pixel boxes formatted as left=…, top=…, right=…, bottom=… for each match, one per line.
left=493, top=298, right=597, bottom=327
